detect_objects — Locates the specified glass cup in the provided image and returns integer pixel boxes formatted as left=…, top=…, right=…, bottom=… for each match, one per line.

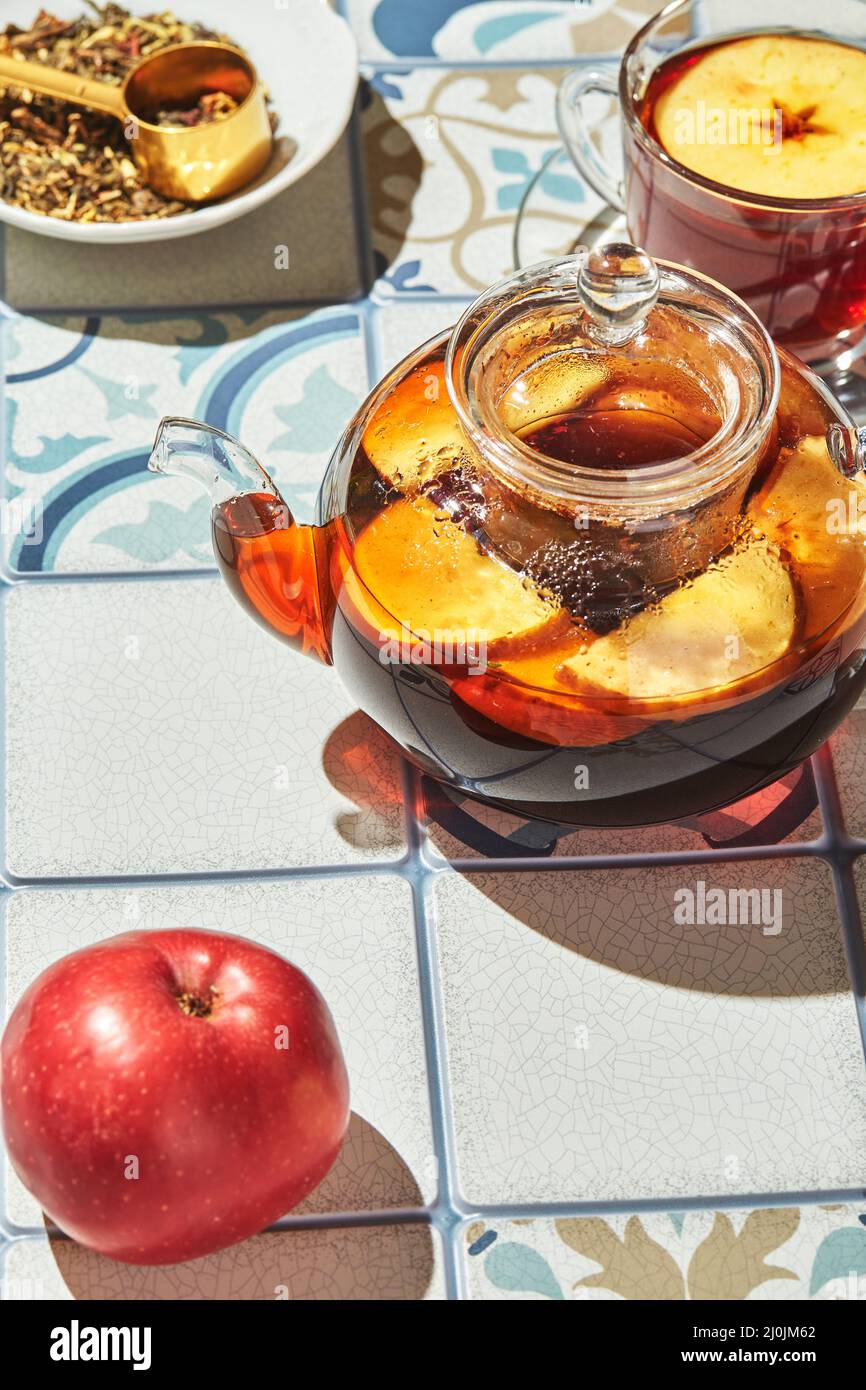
left=556, top=0, right=866, bottom=373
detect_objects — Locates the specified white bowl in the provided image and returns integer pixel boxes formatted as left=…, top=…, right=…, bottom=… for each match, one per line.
left=0, top=0, right=358, bottom=243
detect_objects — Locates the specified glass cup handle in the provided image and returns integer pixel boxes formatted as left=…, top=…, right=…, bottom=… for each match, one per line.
left=556, top=67, right=625, bottom=212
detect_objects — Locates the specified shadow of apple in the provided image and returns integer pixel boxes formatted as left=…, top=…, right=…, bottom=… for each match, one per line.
left=44, top=1114, right=436, bottom=1300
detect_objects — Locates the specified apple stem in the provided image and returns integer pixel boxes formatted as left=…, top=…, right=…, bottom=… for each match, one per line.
left=176, top=986, right=219, bottom=1018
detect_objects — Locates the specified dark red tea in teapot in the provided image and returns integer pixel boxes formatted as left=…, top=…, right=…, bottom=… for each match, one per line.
left=212, top=361, right=866, bottom=826
left=519, top=406, right=707, bottom=471
left=154, top=245, right=866, bottom=828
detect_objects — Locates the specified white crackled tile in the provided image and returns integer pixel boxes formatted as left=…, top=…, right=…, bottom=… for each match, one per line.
left=3, top=876, right=433, bottom=1231
left=4, top=578, right=406, bottom=876
left=2, top=1225, right=444, bottom=1301
left=830, top=701, right=866, bottom=842
left=422, top=765, right=823, bottom=864
left=433, top=861, right=866, bottom=1205
left=461, top=1205, right=866, bottom=1301
left=848, top=859, right=866, bottom=952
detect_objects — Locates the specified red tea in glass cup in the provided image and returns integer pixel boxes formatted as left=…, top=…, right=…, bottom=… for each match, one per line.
left=557, top=0, right=866, bottom=372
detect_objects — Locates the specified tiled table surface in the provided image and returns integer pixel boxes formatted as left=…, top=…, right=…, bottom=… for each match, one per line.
left=1, top=0, right=866, bottom=1302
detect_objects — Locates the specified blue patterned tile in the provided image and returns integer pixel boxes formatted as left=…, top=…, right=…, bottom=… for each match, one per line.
left=2, top=306, right=368, bottom=574
left=346, top=0, right=659, bottom=62
left=362, top=67, right=606, bottom=297
left=463, top=1208, right=866, bottom=1301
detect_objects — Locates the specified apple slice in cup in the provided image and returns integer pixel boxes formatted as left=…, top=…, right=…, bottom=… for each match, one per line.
left=362, top=352, right=608, bottom=497
left=557, top=537, right=799, bottom=709
left=338, top=494, right=566, bottom=662
left=748, top=433, right=866, bottom=647
left=652, top=34, right=866, bottom=201
left=361, top=358, right=467, bottom=492
left=450, top=637, right=650, bottom=748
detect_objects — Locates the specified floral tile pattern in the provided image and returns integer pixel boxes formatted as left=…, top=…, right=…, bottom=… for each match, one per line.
left=4, top=578, right=406, bottom=877
left=2, top=1225, right=444, bottom=1300
left=462, top=1206, right=866, bottom=1301
left=1, top=305, right=368, bottom=574
left=345, top=0, right=659, bottom=62
left=2, top=876, right=434, bottom=1233
left=433, top=861, right=866, bottom=1206
left=362, top=67, right=607, bottom=295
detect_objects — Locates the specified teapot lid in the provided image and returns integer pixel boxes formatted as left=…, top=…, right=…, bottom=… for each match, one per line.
left=445, top=241, right=781, bottom=514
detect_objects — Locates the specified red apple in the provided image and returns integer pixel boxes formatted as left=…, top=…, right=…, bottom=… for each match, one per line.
left=1, top=928, right=350, bottom=1265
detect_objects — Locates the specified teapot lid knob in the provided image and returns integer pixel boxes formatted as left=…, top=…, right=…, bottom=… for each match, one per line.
left=577, top=242, right=660, bottom=344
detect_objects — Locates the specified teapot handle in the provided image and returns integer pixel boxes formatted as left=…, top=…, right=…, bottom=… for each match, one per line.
left=828, top=423, right=866, bottom=479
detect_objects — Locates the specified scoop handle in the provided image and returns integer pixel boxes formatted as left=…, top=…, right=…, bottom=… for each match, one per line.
left=0, top=55, right=127, bottom=119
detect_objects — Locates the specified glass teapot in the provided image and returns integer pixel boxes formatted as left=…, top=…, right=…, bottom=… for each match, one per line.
left=149, top=244, right=866, bottom=828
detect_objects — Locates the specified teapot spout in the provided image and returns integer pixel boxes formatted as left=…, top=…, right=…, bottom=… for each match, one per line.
left=148, top=415, right=282, bottom=504
left=149, top=417, right=335, bottom=665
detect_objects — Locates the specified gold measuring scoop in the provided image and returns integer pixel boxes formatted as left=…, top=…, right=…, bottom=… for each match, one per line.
left=0, top=41, right=273, bottom=203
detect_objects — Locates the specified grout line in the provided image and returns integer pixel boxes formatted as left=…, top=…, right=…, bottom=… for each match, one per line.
left=0, top=860, right=414, bottom=892
left=399, top=758, right=468, bottom=1299
left=7, top=834, right=866, bottom=891
left=359, top=56, right=612, bottom=74
left=356, top=298, right=383, bottom=394
left=8, top=1180, right=866, bottom=1246
left=441, top=839, right=843, bottom=872
left=459, top=1185, right=866, bottom=1223
left=828, top=860, right=866, bottom=1063
left=344, top=86, right=377, bottom=296
left=368, top=291, right=475, bottom=307
left=27, top=1206, right=435, bottom=1240
left=814, top=743, right=866, bottom=1065
left=810, top=742, right=855, bottom=854
left=0, top=565, right=219, bottom=588
left=2, top=294, right=371, bottom=318
left=289, top=1201, right=452, bottom=1230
